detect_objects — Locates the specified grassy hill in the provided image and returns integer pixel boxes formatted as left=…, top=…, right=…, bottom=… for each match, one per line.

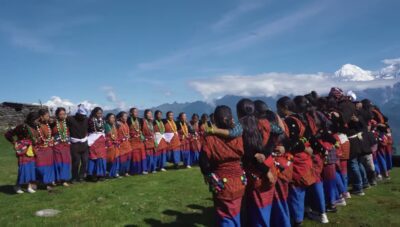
left=0, top=136, right=399, bottom=226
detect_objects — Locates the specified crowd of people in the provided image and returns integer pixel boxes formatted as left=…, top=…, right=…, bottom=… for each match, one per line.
left=3, top=87, right=394, bottom=226
left=198, top=87, right=394, bottom=226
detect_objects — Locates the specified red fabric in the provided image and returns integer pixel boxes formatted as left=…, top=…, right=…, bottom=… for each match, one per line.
left=247, top=185, right=275, bottom=209
left=322, top=163, right=336, bottom=181
left=89, top=136, right=107, bottom=159
left=154, top=122, right=168, bottom=153
left=312, top=153, right=324, bottom=182
left=142, top=120, right=155, bottom=150
left=214, top=196, right=242, bottom=219
left=340, top=140, right=350, bottom=160
left=275, top=154, right=293, bottom=183
left=18, top=155, right=36, bottom=165
left=117, top=123, right=132, bottom=156
left=164, top=120, right=181, bottom=150
left=288, top=116, right=306, bottom=137
left=291, top=152, right=316, bottom=187
left=53, top=142, right=71, bottom=164
left=203, top=135, right=245, bottom=200
left=190, top=122, right=202, bottom=152
left=35, top=146, right=54, bottom=167
left=258, top=119, right=271, bottom=147
left=274, top=178, right=289, bottom=201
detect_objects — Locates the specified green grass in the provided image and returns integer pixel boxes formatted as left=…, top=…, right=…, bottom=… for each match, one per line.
left=0, top=136, right=400, bottom=226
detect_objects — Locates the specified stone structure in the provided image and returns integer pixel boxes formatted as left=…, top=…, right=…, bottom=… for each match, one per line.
left=0, top=102, right=47, bottom=132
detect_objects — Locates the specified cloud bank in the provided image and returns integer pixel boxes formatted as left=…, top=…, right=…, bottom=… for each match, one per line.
left=189, top=58, right=400, bottom=101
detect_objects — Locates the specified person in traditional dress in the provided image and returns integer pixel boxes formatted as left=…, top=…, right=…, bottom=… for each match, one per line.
left=189, top=114, right=201, bottom=165
left=128, top=108, right=147, bottom=175
left=199, top=105, right=246, bottom=226
left=292, top=95, right=331, bottom=221
left=327, top=96, right=351, bottom=200
left=116, top=111, right=132, bottom=177
left=142, top=109, right=157, bottom=173
left=87, top=107, right=107, bottom=181
left=277, top=97, right=328, bottom=226
left=4, top=112, right=39, bottom=194
left=67, top=104, right=89, bottom=183
left=177, top=112, right=192, bottom=168
left=154, top=110, right=168, bottom=172
left=52, top=107, right=71, bottom=186
left=104, top=113, right=121, bottom=178
left=369, top=101, right=392, bottom=180
left=164, top=111, right=181, bottom=168
left=35, top=109, right=56, bottom=190
left=236, top=99, right=277, bottom=227
left=254, top=100, right=292, bottom=227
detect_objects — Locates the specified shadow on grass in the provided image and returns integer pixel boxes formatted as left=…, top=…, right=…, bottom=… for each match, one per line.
left=0, top=185, right=15, bottom=195
left=138, top=204, right=214, bottom=227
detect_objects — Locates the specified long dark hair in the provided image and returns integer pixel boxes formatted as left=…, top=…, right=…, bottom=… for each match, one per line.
left=200, top=113, right=208, bottom=125
left=105, top=113, right=115, bottom=123
left=276, top=96, right=296, bottom=117
left=38, top=108, right=49, bottom=117
left=293, top=96, right=311, bottom=114
left=55, top=107, right=66, bottom=117
left=236, top=99, right=263, bottom=154
left=116, top=111, right=127, bottom=121
left=25, top=111, right=39, bottom=128
left=214, top=105, right=233, bottom=129
left=90, top=107, right=103, bottom=118
left=254, top=100, right=276, bottom=122
left=154, top=110, right=162, bottom=120
left=144, top=109, right=152, bottom=120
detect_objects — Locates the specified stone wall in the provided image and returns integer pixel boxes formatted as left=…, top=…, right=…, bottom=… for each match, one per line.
left=0, top=102, right=47, bottom=132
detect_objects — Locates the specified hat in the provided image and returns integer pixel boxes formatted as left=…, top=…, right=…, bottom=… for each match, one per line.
left=76, top=104, right=88, bottom=116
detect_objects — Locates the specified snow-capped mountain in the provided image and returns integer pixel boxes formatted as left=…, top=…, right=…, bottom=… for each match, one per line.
left=334, top=64, right=375, bottom=81
left=334, top=59, right=400, bottom=82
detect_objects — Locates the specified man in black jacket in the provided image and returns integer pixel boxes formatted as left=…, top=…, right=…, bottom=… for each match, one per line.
left=67, top=104, right=89, bottom=183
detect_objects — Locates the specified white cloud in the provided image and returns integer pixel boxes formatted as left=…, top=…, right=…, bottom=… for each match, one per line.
left=40, top=96, right=101, bottom=114
left=101, top=86, right=127, bottom=110
left=379, top=58, right=400, bottom=79
left=189, top=59, right=400, bottom=102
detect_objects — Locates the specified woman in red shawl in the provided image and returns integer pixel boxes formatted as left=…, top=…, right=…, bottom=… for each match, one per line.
left=164, top=111, right=181, bottom=167
left=104, top=113, right=121, bottom=178
left=236, top=99, right=277, bottom=227
left=189, top=113, right=201, bottom=165
left=35, top=109, right=56, bottom=190
left=52, top=107, right=71, bottom=186
left=177, top=112, right=192, bottom=168
left=154, top=110, right=168, bottom=172
left=254, top=100, right=292, bottom=227
left=116, top=111, right=132, bottom=177
left=128, top=108, right=147, bottom=175
left=87, top=107, right=107, bottom=181
left=4, top=112, right=39, bottom=194
left=199, top=105, right=245, bottom=227
left=142, top=109, right=157, bottom=173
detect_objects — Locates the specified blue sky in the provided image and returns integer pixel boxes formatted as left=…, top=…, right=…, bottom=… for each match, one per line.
left=0, top=0, right=399, bottom=109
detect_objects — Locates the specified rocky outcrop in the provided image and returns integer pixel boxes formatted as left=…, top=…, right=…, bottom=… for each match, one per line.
left=0, top=102, right=46, bottom=132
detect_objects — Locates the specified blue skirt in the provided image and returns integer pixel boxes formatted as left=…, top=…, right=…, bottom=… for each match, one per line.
left=17, top=161, right=36, bottom=185
left=88, top=158, right=107, bottom=177
left=107, top=157, right=120, bottom=177
left=54, top=162, right=71, bottom=182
